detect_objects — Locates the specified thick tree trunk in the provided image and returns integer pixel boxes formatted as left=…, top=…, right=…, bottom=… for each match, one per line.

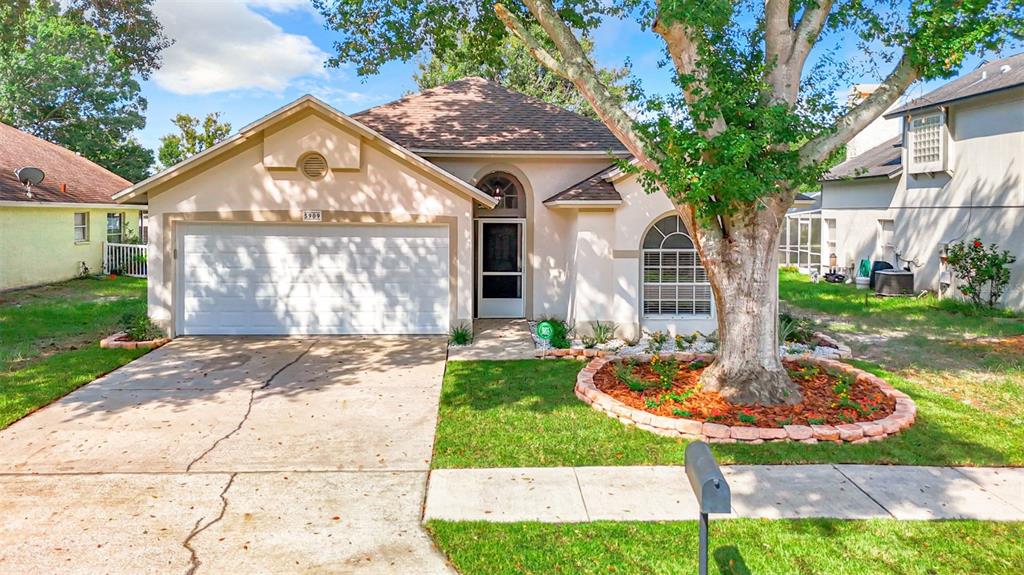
left=693, top=201, right=803, bottom=405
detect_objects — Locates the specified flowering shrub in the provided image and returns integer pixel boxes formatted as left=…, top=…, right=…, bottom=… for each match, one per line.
left=946, top=239, right=1016, bottom=307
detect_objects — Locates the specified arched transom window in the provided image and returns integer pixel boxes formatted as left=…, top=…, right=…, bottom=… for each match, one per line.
left=475, top=172, right=526, bottom=218
left=642, top=215, right=712, bottom=316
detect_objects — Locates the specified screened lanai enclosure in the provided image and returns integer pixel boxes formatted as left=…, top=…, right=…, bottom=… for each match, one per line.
left=778, top=210, right=822, bottom=273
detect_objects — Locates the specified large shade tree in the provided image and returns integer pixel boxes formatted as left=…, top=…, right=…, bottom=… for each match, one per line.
left=0, top=0, right=170, bottom=181
left=315, top=0, right=1023, bottom=404
left=414, top=30, right=633, bottom=120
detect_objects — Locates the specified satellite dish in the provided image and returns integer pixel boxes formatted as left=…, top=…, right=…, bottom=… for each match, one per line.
left=14, top=167, right=44, bottom=199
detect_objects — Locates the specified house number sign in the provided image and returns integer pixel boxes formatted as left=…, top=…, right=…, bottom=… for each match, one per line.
left=303, top=210, right=322, bottom=222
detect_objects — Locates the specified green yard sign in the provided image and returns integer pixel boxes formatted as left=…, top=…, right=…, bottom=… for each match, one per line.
left=535, top=321, right=555, bottom=341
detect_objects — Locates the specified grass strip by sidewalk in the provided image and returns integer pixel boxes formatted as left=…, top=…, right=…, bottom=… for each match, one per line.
left=428, top=519, right=1024, bottom=575
left=0, top=345, right=146, bottom=429
left=433, top=359, right=1024, bottom=468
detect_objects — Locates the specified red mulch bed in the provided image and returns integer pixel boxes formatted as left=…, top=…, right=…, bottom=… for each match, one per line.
left=593, top=358, right=895, bottom=427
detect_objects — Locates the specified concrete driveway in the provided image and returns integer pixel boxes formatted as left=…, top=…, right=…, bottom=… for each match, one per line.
left=0, top=337, right=455, bottom=574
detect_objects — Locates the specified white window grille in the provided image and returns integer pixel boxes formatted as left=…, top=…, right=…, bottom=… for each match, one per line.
left=74, top=212, right=89, bottom=242
left=907, top=112, right=946, bottom=173
left=642, top=215, right=712, bottom=316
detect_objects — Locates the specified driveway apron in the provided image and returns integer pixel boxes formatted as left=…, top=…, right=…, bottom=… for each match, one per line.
left=0, top=336, right=455, bottom=574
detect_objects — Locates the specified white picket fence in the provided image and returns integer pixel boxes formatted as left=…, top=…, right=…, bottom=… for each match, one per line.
left=104, top=243, right=147, bottom=277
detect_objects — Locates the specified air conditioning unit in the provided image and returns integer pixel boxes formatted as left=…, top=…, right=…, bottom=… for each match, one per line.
left=875, top=270, right=915, bottom=296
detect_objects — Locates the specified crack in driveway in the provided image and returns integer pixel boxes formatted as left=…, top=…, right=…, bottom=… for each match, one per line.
left=182, top=472, right=236, bottom=575
left=185, top=341, right=316, bottom=472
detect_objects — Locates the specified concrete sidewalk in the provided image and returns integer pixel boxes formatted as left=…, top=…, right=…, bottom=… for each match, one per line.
left=425, top=465, right=1024, bottom=522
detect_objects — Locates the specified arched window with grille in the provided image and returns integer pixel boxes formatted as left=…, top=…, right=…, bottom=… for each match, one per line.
left=641, top=215, right=712, bottom=316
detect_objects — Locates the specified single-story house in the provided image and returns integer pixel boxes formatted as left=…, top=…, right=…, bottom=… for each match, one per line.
left=1, top=122, right=147, bottom=291
left=116, top=78, right=715, bottom=337
left=820, top=52, right=1024, bottom=308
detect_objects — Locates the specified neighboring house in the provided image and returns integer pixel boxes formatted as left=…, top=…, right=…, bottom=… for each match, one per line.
left=820, top=53, right=1024, bottom=308
left=115, top=78, right=716, bottom=338
left=0, top=123, right=147, bottom=291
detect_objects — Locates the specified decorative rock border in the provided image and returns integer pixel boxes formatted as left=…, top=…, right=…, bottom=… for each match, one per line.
left=100, top=331, right=171, bottom=351
left=574, top=354, right=916, bottom=444
left=535, top=331, right=851, bottom=361
left=534, top=347, right=611, bottom=359
left=813, top=332, right=853, bottom=359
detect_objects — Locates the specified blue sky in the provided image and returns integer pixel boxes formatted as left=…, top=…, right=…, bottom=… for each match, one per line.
left=137, top=1, right=1003, bottom=155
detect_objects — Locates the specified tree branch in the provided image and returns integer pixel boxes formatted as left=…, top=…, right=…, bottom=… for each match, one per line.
left=652, top=11, right=727, bottom=136
left=790, top=0, right=833, bottom=74
left=496, top=0, right=659, bottom=171
left=800, top=54, right=919, bottom=164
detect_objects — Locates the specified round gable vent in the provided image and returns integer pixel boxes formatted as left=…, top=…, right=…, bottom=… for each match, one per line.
left=300, top=152, right=328, bottom=180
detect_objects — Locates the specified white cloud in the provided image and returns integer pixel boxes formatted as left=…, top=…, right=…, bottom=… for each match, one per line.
left=152, top=0, right=327, bottom=95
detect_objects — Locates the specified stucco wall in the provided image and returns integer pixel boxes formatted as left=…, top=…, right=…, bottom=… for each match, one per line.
left=0, top=205, right=143, bottom=291
left=430, top=156, right=611, bottom=319
left=820, top=87, right=1024, bottom=308
left=144, top=112, right=477, bottom=334
left=609, top=176, right=717, bottom=338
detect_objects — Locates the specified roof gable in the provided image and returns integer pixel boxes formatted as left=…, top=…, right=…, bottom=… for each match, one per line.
left=352, top=77, right=628, bottom=154
left=887, top=52, right=1024, bottom=117
left=115, top=96, right=498, bottom=207
left=822, top=136, right=902, bottom=181
left=544, top=165, right=622, bottom=205
left=0, top=122, right=131, bottom=204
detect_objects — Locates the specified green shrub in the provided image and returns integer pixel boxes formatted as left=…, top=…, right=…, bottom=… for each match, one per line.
left=946, top=238, right=1017, bottom=307
left=539, top=317, right=573, bottom=349
left=614, top=361, right=650, bottom=392
left=120, top=312, right=164, bottom=341
left=650, top=356, right=678, bottom=390
left=581, top=336, right=597, bottom=349
left=449, top=323, right=473, bottom=345
left=590, top=321, right=616, bottom=344
left=779, top=312, right=815, bottom=345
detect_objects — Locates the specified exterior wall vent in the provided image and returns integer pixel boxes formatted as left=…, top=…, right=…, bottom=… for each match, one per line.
left=300, top=152, right=328, bottom=180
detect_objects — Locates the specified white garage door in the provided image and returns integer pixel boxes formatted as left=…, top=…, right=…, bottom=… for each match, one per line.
left=178, top=223, right=450, bottom=335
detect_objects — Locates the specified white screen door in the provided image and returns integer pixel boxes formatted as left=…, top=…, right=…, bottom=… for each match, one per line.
left=477, top=219, right=525, bottom=318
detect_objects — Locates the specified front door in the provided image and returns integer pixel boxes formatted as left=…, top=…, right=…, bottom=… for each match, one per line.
left=477, top=219, right=525, bottom=318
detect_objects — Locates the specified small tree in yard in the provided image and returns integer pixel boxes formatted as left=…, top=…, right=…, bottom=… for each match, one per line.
left=158, top=113, right=232, bottom=169
left=315, top=0, right=1023, bottom=404
left=946, top=239, right=1017, bottom=308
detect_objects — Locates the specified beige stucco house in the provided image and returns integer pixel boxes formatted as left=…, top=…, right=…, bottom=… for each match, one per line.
left=116, top=78, right=715, bottom=337
left=819, top=53, right=1024, bottom=309
left=1, top=122, right=147, bottom=291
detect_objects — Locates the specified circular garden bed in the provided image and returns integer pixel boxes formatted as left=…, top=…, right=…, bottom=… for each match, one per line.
left=574, top=353, right=916, bottom=444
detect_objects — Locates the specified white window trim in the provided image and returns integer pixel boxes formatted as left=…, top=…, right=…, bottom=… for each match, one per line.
left=74, top=212, right=89, bottom=243
left=906, top=110, right=947, bottom=174
left=641, top=216, right=713, bottom=319
left=106, top=212, right=124, bottom=244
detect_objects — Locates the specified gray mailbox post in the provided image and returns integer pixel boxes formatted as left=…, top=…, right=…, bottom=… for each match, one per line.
left=685, top=441, right=731, bottom=575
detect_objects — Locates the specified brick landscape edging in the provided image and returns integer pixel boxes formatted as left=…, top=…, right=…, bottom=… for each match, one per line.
left=100, top=331, right=171, bottom=351
left=574, top=354, right=917, bottom=444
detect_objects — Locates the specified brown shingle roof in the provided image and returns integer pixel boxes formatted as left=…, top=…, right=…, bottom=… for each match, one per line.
left=886, top=52, right=1024, bottom=117
left=352, top=77, right=628, bottom=153
left=822, top=136, right=902, bottom=181
left=0, top=122, right=131, bottom=204
left=544, top=165, right=621, bottom=203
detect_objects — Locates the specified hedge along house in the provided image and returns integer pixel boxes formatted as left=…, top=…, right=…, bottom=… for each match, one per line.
left=0, top=122, right=147, bottom=291
left=820, top=53, right=1024, bottom=308
left=116, top=79, right=717, bottom=338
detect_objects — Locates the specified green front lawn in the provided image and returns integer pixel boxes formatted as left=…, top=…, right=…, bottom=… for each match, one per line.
left=433, top=358, right=1023, bottom=468
left=433, top=271, right=1024, bottom=468
left=0, top=277, right=147, bottom=428
left=428, top=519, right=1024, bottom=575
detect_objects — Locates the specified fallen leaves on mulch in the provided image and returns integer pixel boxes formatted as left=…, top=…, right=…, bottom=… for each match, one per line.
left=593, top=358, right=895, bottom=427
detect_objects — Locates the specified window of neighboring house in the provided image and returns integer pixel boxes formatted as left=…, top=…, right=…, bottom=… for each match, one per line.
left=825, top=218, right=838, bottom=266
left=106, top=212, right=124, bottom=243
left=74, top=212, right=89, bottom=242
left=138, top=211, right=149, bottom=243
left=907, top=111, right=946, bottom=174
left=878, top=219, right=896, bottom=264
left=642, top=215, right=712, bottom=316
